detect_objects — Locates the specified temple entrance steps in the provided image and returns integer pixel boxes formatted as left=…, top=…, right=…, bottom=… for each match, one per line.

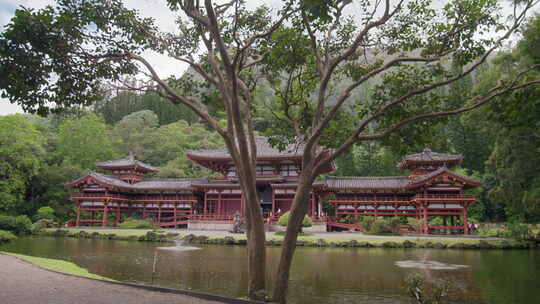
left=326, top=221, right=366, bottom=231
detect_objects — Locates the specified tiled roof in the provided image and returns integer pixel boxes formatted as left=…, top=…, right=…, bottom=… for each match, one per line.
left=408, top=167, right=480, bottom=188
left=326, top=176, right=410, bottom=190
left=96, top=155, right=159, bottom=172
left=68, top=172, right=203, bottom=191
left=133, top=178, right=207, bottom=190
left=187, top=136, right=303, bottom=159
left=398, top=148, right=462, bottom=169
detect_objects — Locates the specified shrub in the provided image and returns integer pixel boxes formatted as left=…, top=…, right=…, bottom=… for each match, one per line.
left=407, top=217, right=424, bottom=233
left=278, top=211, right=312, bottom=228
left=36, top=206, right=56, bottom=221
left=0, top=214, right=32, bottom=235
left=358, top=216, right=375, bottom=230
left=31, top=219, right=57, bottom=233
left=0, top=230, right=17, bottom=243
left=371, top=217, right=393, bottom=234
left=506, top=222, right=531, bottom=240
left=118, top=218, right=157, bottom=229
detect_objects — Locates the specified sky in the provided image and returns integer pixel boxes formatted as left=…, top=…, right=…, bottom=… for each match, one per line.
left=0, top=0, right=534, bottom=115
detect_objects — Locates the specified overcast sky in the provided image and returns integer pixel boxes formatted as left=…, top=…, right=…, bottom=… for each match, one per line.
left=0, top=0, right=533, bottom=115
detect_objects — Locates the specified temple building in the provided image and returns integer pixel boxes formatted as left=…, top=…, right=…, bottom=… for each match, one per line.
left=67, top=138, right=480, bottom=234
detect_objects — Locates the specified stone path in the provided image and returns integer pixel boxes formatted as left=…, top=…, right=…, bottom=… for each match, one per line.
left=0, top=254, right=237, bottom=304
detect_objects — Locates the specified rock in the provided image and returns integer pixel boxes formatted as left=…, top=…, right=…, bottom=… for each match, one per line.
left=315, top=239, right=327, bottom=247
left=296, top=240, right=305, bottom=246
left=223, top=236, right=235, bottom=245
left=449, top=242, right=466, bottom=249
left=478, top=240, right=494, bottom=249
left=91, top=232, right=101, bottom=238
left=402, top=240, right=416, bottom=248
left=236, top=239, right=247, bottom=245
left=382, top=241, right=400, bottom=248
left=347, top=240, right=359, bottom=247
left=182, top=234, right=197, bottom=243
left=498, top=240, right=511, bottom=249
left=357, top=242, right=372, bottom=248
left=106, top=234, right=116, bottom=240
left=433, top=243, right=447, bottom=249
left=166, top=232, right=179, bottom=238
left=329, top=242, right=338, bottom=247
left=195, top=235, right=209, bottom=243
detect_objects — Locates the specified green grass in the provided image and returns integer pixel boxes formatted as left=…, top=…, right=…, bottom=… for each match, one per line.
left=1, top=251, right=115, bottom=281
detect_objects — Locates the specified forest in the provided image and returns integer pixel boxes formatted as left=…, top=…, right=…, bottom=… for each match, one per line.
left=1, top=14, right=539, bottom=226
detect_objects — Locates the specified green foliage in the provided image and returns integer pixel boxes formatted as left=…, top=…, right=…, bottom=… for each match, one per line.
left=118, top=218, right=157, bottom=229
left=407, top=217, right=424, bottom=232
left=57, top=112, right=117, bottom=169
left=31, top=219, right=58, bottom=233
left=360, top=217, right=402, bottom=234
left=0, top=214, right=32, bottom=235
left=507, top=222, right=532, bottom=240
left=36, top=206, right=55, bottom=221
left=278, top=211, right=312, bottom=228
left=0, top=230, right=17, bottom=243
left=0, top=114, right=45, bottom=214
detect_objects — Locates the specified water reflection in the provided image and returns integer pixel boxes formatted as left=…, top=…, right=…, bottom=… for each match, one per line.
left=2, top=237, right=539, bottom=304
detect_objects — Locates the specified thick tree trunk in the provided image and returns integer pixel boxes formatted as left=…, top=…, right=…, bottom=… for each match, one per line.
left=243, top=185, right=266, bottom=300
left=235, top=157, right=267, bottom=301
left=272, top=171, right=314, bottom=304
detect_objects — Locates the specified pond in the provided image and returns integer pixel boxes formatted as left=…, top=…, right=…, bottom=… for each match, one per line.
left=2, top=237, right=539, bottom=303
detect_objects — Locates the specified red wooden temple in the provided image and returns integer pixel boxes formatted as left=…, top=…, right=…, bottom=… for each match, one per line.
left=67, top=139, right=480, bottom=234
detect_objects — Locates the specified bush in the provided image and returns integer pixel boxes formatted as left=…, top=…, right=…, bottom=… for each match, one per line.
left=506, top=222, right=531, bottom=240
left=36, top=206, right=56, bottom=221
left=358, top=216, right=375, bottom=230
left=407, top=217, right=424, bottom=233
left=0, top=230, right=17, bottom=243
left=118, top=218, right=157, bottom=229
left=31, top=219, right=57, bottom=233
left=0, top=214, right=32, bottom=235
left=278, top=211, right=312, bottom=228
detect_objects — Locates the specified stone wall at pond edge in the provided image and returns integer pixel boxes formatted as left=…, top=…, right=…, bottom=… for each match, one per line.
left=40, top=229, right=540, bottom=250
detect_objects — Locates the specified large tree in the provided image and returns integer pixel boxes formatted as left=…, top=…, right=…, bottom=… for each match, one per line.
left=1, top=0, right=539, bottom=302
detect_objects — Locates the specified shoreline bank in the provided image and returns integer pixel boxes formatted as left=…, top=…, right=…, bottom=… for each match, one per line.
left=39, top=228, right=538, bottom=250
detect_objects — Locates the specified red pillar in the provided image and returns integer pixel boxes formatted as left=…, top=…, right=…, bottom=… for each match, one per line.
left=218, top=191, right=222, bottom=217
left=102, top=204, right=108, bottom=227
left=158, top=204, right=162, bottom=224
left=76, top=203, right=81, bottom=227
left=204, top=192, right=208, bottom=216
left=174, top=203, right=178, bottom=228
left=463, top=202, right=469, bottom=235
left=115, top=206, right=120, bottom=226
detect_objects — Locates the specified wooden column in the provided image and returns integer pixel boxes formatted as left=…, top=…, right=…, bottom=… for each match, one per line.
left=463, top=202, right=469, bottom=235
left=271, top=188, right=276, bottom=218
left=218, top=191, right=222, bottom=216
left=102, top=204, right=108, bottom=227
left=174, top=203, right=178, bottom=228
left=423, top=204, right=428, bottom=234
left=76, top=203, right=81, bottom=227
left=115, top=206, right=120, bottom=226
left=310, top=193, right=315, bottom=218
left=204, top=191, right=208, bottom=216
left=158, top=203, right=162, bottom=224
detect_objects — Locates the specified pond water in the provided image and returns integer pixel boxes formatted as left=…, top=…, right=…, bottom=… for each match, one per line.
left=2, top=237, right=539, bottom=303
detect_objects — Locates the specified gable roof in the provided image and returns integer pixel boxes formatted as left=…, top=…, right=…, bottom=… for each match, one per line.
left=66, top=172, right=203, bottom=191
left=187, top=136, right=304, bottom=161
left=398, top=148, right=462, bottom=169
left=96, top=155, right=159, bottom=173
left=407, top=167, right=481, bottom=189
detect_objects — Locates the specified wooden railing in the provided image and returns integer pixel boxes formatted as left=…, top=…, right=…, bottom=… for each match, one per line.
left=189, top=214, right=235, bottom=221
left=413, top=194, right=476, bottom=200
left=329, top=197, right=410, bottom=204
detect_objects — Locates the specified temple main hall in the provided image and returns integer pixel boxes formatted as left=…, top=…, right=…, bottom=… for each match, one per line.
left=67, top=137, right=480, bottom=234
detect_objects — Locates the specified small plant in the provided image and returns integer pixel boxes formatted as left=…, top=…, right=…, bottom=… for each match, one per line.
left=36, top=206, right=56, bottom=221
left=404, top=272, right=451, bottom=304
left=119, top=218, right=157, bottom=229
left=407, top=217, right=424, bottom=233
left=31, top=219, right=57, bottom=233
left=0, top=230, right=17, bottom=244
left=278, top=211, right=312, bottom=229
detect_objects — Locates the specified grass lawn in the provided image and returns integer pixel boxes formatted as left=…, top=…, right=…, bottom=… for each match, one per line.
left=1, top=251, right=115, bottom=281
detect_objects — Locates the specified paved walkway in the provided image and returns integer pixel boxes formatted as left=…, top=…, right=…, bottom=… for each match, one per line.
left=0, top=254, right=234, bottom=304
